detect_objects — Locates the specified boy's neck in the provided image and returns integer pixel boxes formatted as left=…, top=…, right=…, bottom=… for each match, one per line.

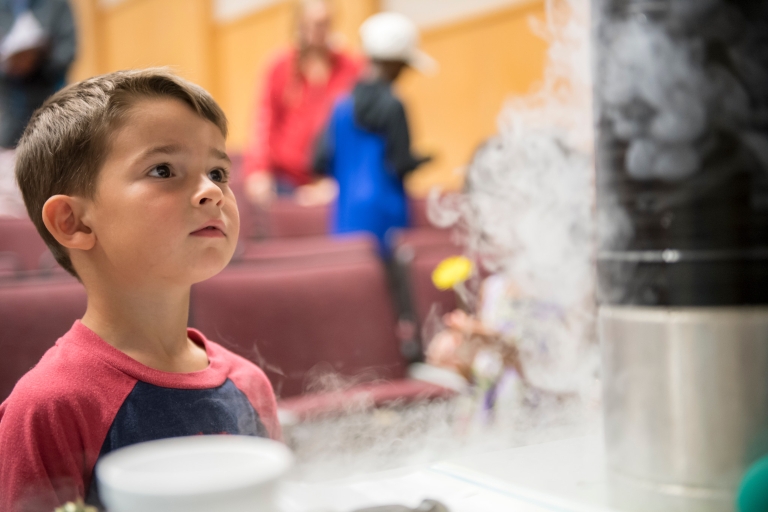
left=80, top=281, right=209, bottom=373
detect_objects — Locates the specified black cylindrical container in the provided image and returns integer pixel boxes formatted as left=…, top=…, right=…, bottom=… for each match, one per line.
left=595, top=2, right=768, bottom=510
left=594, top=0, right=768, bottom=306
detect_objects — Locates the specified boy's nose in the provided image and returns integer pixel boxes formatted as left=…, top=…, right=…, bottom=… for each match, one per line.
left=193, top=178, right=224, bottom=207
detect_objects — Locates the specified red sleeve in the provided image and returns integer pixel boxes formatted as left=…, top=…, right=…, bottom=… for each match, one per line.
left=0, top=395, right=84, bottom=512
left=243, top=54, right=286, bottom=178
left=0, top=344, right=136, bottom=512
left=224, top=351, right=282, bottom=442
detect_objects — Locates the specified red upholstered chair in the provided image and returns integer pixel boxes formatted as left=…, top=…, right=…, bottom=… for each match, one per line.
left=190, top=257, right=405, bottom=399
left=409, top=197, right=432, bottom=229
left=233, top=232, right=377, bottom=266
left=0, top=252, right=20, bottom=278
left=227, top=154, right=267, bottom=240
left=229, top=179, right=255, bottom=240
left=390, top=227, right=456, bottom=256
left=391, top=228, right=463, bottom=328
left=0, top=218, right=48, bottom=271
left=0, top=275, right=87, bottom=402
left=278, top=379, right=456, bottom=422
left=266, top=199, right=329, bottom=238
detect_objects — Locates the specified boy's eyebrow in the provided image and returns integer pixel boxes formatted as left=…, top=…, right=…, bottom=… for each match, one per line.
left=140, top=144, right=184, bottom=159
left=139, top=144, right=231, bottom=163
left=211, top=148, right=231, bottom=163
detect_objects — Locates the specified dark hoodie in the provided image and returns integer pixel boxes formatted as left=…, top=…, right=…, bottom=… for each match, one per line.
left=314, top=79, right=429, bottom=179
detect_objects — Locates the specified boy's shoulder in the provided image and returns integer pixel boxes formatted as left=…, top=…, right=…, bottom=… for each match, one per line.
left=2, top=324, right=279, bottom=440
left=1, top=322, right=136, bottom=421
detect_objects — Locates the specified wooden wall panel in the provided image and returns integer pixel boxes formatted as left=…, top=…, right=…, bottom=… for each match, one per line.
left=68, top=0, right=102, bottom=82
left=100, top=0, right=214, bottom=91
left=332, top=0, right=378, bottom=51
left=399, top=0, right=547, bottom=195
left=67, top=0, right=548, bottom=193
left=212, top=2, right=293, bottom=151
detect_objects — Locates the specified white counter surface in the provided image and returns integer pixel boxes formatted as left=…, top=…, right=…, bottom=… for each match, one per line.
left=279, top=435, right=623, bottom=512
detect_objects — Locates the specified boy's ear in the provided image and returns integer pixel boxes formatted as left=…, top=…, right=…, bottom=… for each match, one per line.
left=41, top=195, right=96, bottom=251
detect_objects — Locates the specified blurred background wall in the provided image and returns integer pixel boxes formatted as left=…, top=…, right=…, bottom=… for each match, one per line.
left=67, top=0, right=547, bottom=195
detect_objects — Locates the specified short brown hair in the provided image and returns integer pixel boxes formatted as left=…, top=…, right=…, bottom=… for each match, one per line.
left=15, top=68, right=228, bottom=278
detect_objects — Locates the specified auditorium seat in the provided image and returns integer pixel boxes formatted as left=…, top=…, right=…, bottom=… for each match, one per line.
left=190, top=256, right=405, bottom=398
left=0, top=252, right=20, bottom=278
left=233, top=232, right=377, bottom=266
left=391, top=227, right=463, bottom=332
left=230, top=179, right=258, bottom=240
left=390, top=227, right=457, bottom=256
left=277, top=379, right=456, bottom=422
left=409, top=197, right=431, bottom=229
left=0, top=275, right=87, bottom=402
left=409, top=195, right=463, bottom=230
left=266, top=199, right=329, bottom=238
left=0, top=218, right=48, bottom=271
left=242, top=193, right=438, bottom=239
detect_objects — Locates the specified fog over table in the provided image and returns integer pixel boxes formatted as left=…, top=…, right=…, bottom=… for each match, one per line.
left=287, top=0, right=602, bottom=481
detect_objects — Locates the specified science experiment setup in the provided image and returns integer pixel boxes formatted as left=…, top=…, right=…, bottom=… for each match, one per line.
left=88, top=0, right=768, bottom=511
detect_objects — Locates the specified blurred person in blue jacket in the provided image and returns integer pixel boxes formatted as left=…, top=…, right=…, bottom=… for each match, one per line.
left=313, top=12, right=435, bottom=257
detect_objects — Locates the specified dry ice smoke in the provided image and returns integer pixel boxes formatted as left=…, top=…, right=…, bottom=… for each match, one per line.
left=287, top=0, right=601, bottom=479
left=596, top=0, right=767, bottom=187
left=429, top=0, right=597, bottom=394
left=592, top=0, right=768, bottom=308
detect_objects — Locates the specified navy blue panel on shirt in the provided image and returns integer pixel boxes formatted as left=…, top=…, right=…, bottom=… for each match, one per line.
left=100, top=378, right=267, bottom=453
left=87, top=378, right=267, bottom=507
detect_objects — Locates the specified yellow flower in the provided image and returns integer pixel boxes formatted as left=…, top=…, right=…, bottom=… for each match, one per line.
left=55, top=500, right=97, bottom=512
left=432, top=256, right=473, bottom=291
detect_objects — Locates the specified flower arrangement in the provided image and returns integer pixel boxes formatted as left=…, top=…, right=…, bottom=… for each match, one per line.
left=54, top=500, right=97, bottom=512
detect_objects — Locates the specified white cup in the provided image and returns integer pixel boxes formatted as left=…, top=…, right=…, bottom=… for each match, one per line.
left=96, top=435, right=294, bottom=512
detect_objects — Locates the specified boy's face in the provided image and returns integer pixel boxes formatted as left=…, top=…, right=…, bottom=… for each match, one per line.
left=81, top=97, right=238, bottom=288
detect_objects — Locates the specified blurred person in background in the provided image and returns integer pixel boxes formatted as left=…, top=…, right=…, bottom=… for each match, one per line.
left=313, top=12, right=433, bottom=257
left=243, top=0, right=361, bottom=206
left=313, top=12, right=434, bottom=360
left=0, top=0, right=75, bottom=217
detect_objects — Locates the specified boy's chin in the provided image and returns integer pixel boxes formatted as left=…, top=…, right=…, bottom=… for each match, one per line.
left=187, top=246, right=236, bottom=281
left=188, top=259, right=231, bottom=284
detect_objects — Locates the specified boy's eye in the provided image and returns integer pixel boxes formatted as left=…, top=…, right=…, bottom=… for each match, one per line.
left=208, top=168, right=228, bottom=183
left=148, top=164, right=172, bottom=178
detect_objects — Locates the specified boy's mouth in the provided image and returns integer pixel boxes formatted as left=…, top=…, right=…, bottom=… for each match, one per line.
left=191, top=221, right=226, bottom=238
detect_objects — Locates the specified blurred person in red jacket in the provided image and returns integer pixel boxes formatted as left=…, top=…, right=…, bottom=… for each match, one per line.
left=243, top=0, right=362, bottom=205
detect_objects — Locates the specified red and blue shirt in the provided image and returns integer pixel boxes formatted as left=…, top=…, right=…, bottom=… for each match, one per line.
left=0, top=321, right=280, bottom=512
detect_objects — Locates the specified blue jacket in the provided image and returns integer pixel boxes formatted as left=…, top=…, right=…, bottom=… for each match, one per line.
left=315, top=81, right=428, bottom=256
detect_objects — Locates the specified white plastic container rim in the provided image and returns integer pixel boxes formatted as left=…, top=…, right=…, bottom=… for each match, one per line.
left=96, top=435, right=293, bottom=497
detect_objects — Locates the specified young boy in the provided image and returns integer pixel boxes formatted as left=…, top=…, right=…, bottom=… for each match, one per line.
left=313, top=12, right=433, bottom=257
left=0, top=69, right=280, bottom=511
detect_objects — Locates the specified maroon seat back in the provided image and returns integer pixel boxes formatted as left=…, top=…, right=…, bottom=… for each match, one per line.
left=234, top=233, right=377, bottom=266
left=0, top=276, right=87, bottom=402
left=0, top=252, right=20, bottom=278
left=391, top=228, right=463, bottom=328
left=409, top=197, right=431, bottom=229
left=267, top=199, right=329, bottom=238
left=226, top=154, right=264, bottom=241
left=191, top=258, right=403, bottom=398
left=0, top=218, right=48, bottom=271
left=391, top=228, right=456, bottom=254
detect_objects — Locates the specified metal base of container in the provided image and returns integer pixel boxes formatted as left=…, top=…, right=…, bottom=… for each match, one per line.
left=599, top=306, right=768, bottom=511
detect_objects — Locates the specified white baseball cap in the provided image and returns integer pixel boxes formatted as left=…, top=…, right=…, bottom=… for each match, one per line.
left=359, top=12, right=438, bottom=74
